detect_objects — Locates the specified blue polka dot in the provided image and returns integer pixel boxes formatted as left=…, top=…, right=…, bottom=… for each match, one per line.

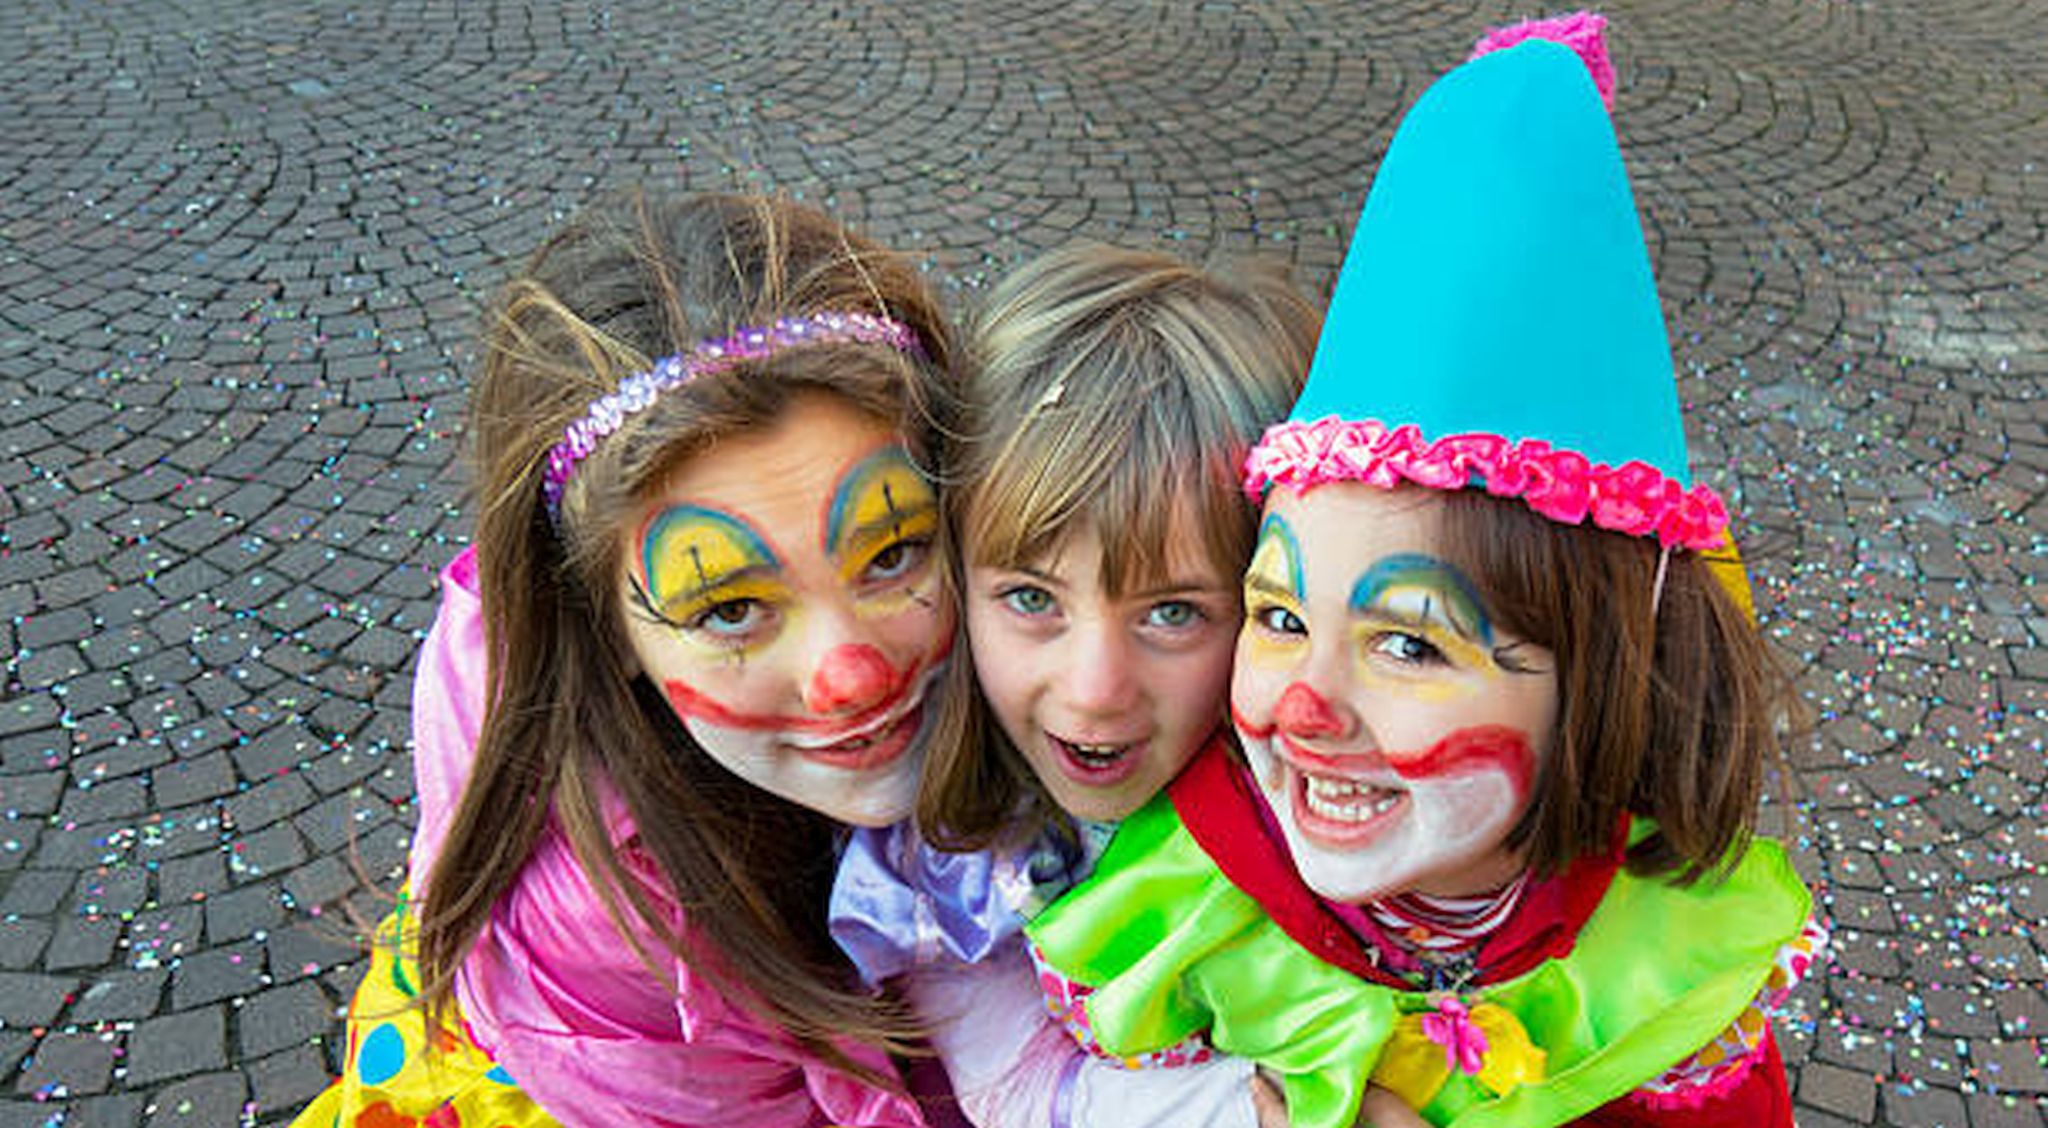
left=485, top=1065, right=517, bottom=1087
left=359, top=1023, right=406, bottom=1087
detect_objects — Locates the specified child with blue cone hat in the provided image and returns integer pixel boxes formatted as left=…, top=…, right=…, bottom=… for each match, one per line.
left=1021, top=14, right=1822, bottom=1127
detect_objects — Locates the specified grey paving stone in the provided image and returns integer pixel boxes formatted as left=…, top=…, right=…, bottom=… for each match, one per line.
left=0, top=770, right=65, bottom=817
left=237, top=980, right=331, bottom=1059
left=145, top=749, right=234, bottom=810
left=0, top=869, right=73, bottom=916
left=0, top=1093, right=141, bottom=1128
left=69, top=968, right=169, bottom=1025
left=141, top=1070, right=247, bottom=1127
left=169, top=942, right=265, bottom=1010
left=44, top=913, right=123, bottom=972
left=15, top=1030, right=118, bottom=1097
left=154, top=849, right=228, bottom=905
left=0, top=918, right=52, bottom=970
left=0, top=1029, right=29, bottom=1078
left=202, top=882, right=286, bottom=945
left=230, top=823, right=308, bottom=882
left=122, top=1007, right=226, bottom=1087
left=0, top=972, right=78, bottom=1028
left=265, top=924, right=364, bottom=985
left=245, top=1045, right=333, bottom=1120
left=1799, top=1059, right=1879, bottom=1123
left=220, top=774, right=316, bottom=833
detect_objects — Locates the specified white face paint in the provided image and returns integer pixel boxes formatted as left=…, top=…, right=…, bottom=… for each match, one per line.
left=1232, top=485, right=1559, bottom=902
left=618, top=394, right=953, bottom=827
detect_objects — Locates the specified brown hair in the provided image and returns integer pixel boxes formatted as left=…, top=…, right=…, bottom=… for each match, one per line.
left=418, top=190, right=954, bottom=1075
left=918, top=242, right=1320, bottom=850
left=1435, top=488, right=1793, bottom=884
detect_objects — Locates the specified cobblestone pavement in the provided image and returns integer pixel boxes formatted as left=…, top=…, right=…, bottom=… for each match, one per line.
left=0, top=1, right=2041, bottom=1124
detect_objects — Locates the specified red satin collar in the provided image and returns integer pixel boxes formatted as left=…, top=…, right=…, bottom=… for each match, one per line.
left=1168, top=740, right=1623, bottom=989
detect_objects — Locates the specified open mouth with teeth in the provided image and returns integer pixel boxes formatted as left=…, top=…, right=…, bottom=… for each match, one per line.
left=1293, top=770, right=1407, bottom=847
left=1048, top=733, right=1146, bottom=786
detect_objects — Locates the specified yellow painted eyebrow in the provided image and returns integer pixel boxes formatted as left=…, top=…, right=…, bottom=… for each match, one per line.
left=641, top=504, right=783, bottom=611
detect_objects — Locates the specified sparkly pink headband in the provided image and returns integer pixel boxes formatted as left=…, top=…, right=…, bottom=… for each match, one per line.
left=1242, top=418, right=1731, bottom=552
left=540, top=311, right=926, bottom=520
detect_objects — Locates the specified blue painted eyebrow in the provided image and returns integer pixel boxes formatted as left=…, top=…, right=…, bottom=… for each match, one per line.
left=1349, top=553, right=1494, bottom=645
left=824, top=446, right=934, bottom=553
left=1245, top=512, right=1304, bottom=598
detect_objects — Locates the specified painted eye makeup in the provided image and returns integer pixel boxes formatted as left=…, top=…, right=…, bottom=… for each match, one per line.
left=1348, top=553, right=1501, bottom=671
left=637, top=504, right=791, bottom=648
left=829, top=447, right=940, bottom=591
left=1243, top=513, right=1310, bottom=644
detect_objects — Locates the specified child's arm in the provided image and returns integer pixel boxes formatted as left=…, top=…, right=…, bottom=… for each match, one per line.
left=904, top=939, right=1259, bottom=1128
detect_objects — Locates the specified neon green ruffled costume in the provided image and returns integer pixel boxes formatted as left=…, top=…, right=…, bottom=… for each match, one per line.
left=1025, top=778, right=1809, bottom=1128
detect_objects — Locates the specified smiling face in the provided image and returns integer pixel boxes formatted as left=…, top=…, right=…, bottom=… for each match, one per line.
left=619, top=393, right=952, bottom=827
left=966, top=515, right=1239, bottom=823
left=1233, top=484, right=1559, bottom=902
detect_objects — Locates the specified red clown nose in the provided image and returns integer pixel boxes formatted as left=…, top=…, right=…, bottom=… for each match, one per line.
left=807, top=643, right=897, bottom=714
left=1274, top=682, right=1349, bottom=738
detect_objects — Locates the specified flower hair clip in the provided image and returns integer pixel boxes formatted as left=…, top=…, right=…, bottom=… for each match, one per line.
left=540, top=311, right=925, bottom=521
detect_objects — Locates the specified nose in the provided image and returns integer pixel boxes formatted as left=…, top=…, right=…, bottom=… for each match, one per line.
left=805, top=642, right=899, bottom=715
left=1274, top=681, right=1353, bottom=740
left=1061, top=621, right=1139, bottom=715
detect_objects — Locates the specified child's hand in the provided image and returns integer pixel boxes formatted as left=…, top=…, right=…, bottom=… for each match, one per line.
left=1355, top=1085, right=1428, bottom=1128
left=1249, top=1071, right=1429, bottom=1128
left=1249, top=1068, right=1289, bottom=1128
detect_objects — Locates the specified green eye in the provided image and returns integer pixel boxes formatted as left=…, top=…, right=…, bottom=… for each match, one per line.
left=1147, top=601, right=1201, bottom=629
left=1000, top=586, right=1056, bottom=616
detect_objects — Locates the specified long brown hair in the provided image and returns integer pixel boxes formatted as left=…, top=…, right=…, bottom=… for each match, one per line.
left=417, top=190, right=954, bottom=1074
left=1436, top=489, right=1794, bottom=884
left=918, top=242, right=1320, bottom=850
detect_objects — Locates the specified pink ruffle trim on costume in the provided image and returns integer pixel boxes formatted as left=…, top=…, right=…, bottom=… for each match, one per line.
left=1026, top=941, right=1215, bottom=1070
left=1242, top=416, right=1730, bottom=551
left=1470, top=11, right=1617, bottom=110
left=1628, top=916, right=1831, bottom=1110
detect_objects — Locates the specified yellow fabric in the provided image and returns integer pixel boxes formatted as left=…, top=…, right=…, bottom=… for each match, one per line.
left=291, top=893, right=560, bottom=1128
left=1371, top=1002, right=1548, bottom=1111
left=1703, top=538, right=1753, bottom=619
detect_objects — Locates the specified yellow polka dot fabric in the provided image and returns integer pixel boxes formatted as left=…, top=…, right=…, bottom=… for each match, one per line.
left=291, top=891, right=561, bottom=1128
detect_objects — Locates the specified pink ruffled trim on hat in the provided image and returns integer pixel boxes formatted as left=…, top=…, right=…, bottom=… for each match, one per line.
left=1242, top=416, right=1730, bottom=551
left=1470, top=11, right=1617, bottom=110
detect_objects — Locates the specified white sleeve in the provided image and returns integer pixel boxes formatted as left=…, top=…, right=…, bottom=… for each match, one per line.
left=1064, top=1051, right=1259, bottom=1128
left=901, top=941, right=1258, bottom=1128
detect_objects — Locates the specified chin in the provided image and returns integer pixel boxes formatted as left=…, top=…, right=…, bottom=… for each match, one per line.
left=819, top=757, right=923, bottom=828
left=1283, top=823, right=1416, bottom=904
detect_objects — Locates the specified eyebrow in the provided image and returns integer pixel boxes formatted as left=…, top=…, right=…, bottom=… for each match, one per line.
left=1349, top=554, right=1494, bottom=644
left=1243, top=569, right=1299, bottom=604
left=641, top=504, right=783, bottom=606
left=834, top=485, right=937, bottom=556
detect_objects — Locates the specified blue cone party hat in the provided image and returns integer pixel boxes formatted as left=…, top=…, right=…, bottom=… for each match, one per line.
left=1244, top=13, right=1731, bottom=555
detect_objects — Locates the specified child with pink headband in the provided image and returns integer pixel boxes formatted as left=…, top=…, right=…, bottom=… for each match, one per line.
left=296, top=191, right=965, bottom=1127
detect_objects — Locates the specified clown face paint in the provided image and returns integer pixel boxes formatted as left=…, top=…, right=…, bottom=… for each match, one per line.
left=620, top=393, right=951, bottom=827
left=1233, top=485, right=1558, bottom=902
left=967, top=518, right=1239, bottom=822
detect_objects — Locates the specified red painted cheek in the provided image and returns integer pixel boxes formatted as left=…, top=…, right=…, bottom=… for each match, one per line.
left=1386, top=725, right=1536, bottom=797
left=1274, top=682, right=1349, bottom=739
left=806, top=643, right=900, bottom=713
left=663, top=679, right=785, bottom=732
